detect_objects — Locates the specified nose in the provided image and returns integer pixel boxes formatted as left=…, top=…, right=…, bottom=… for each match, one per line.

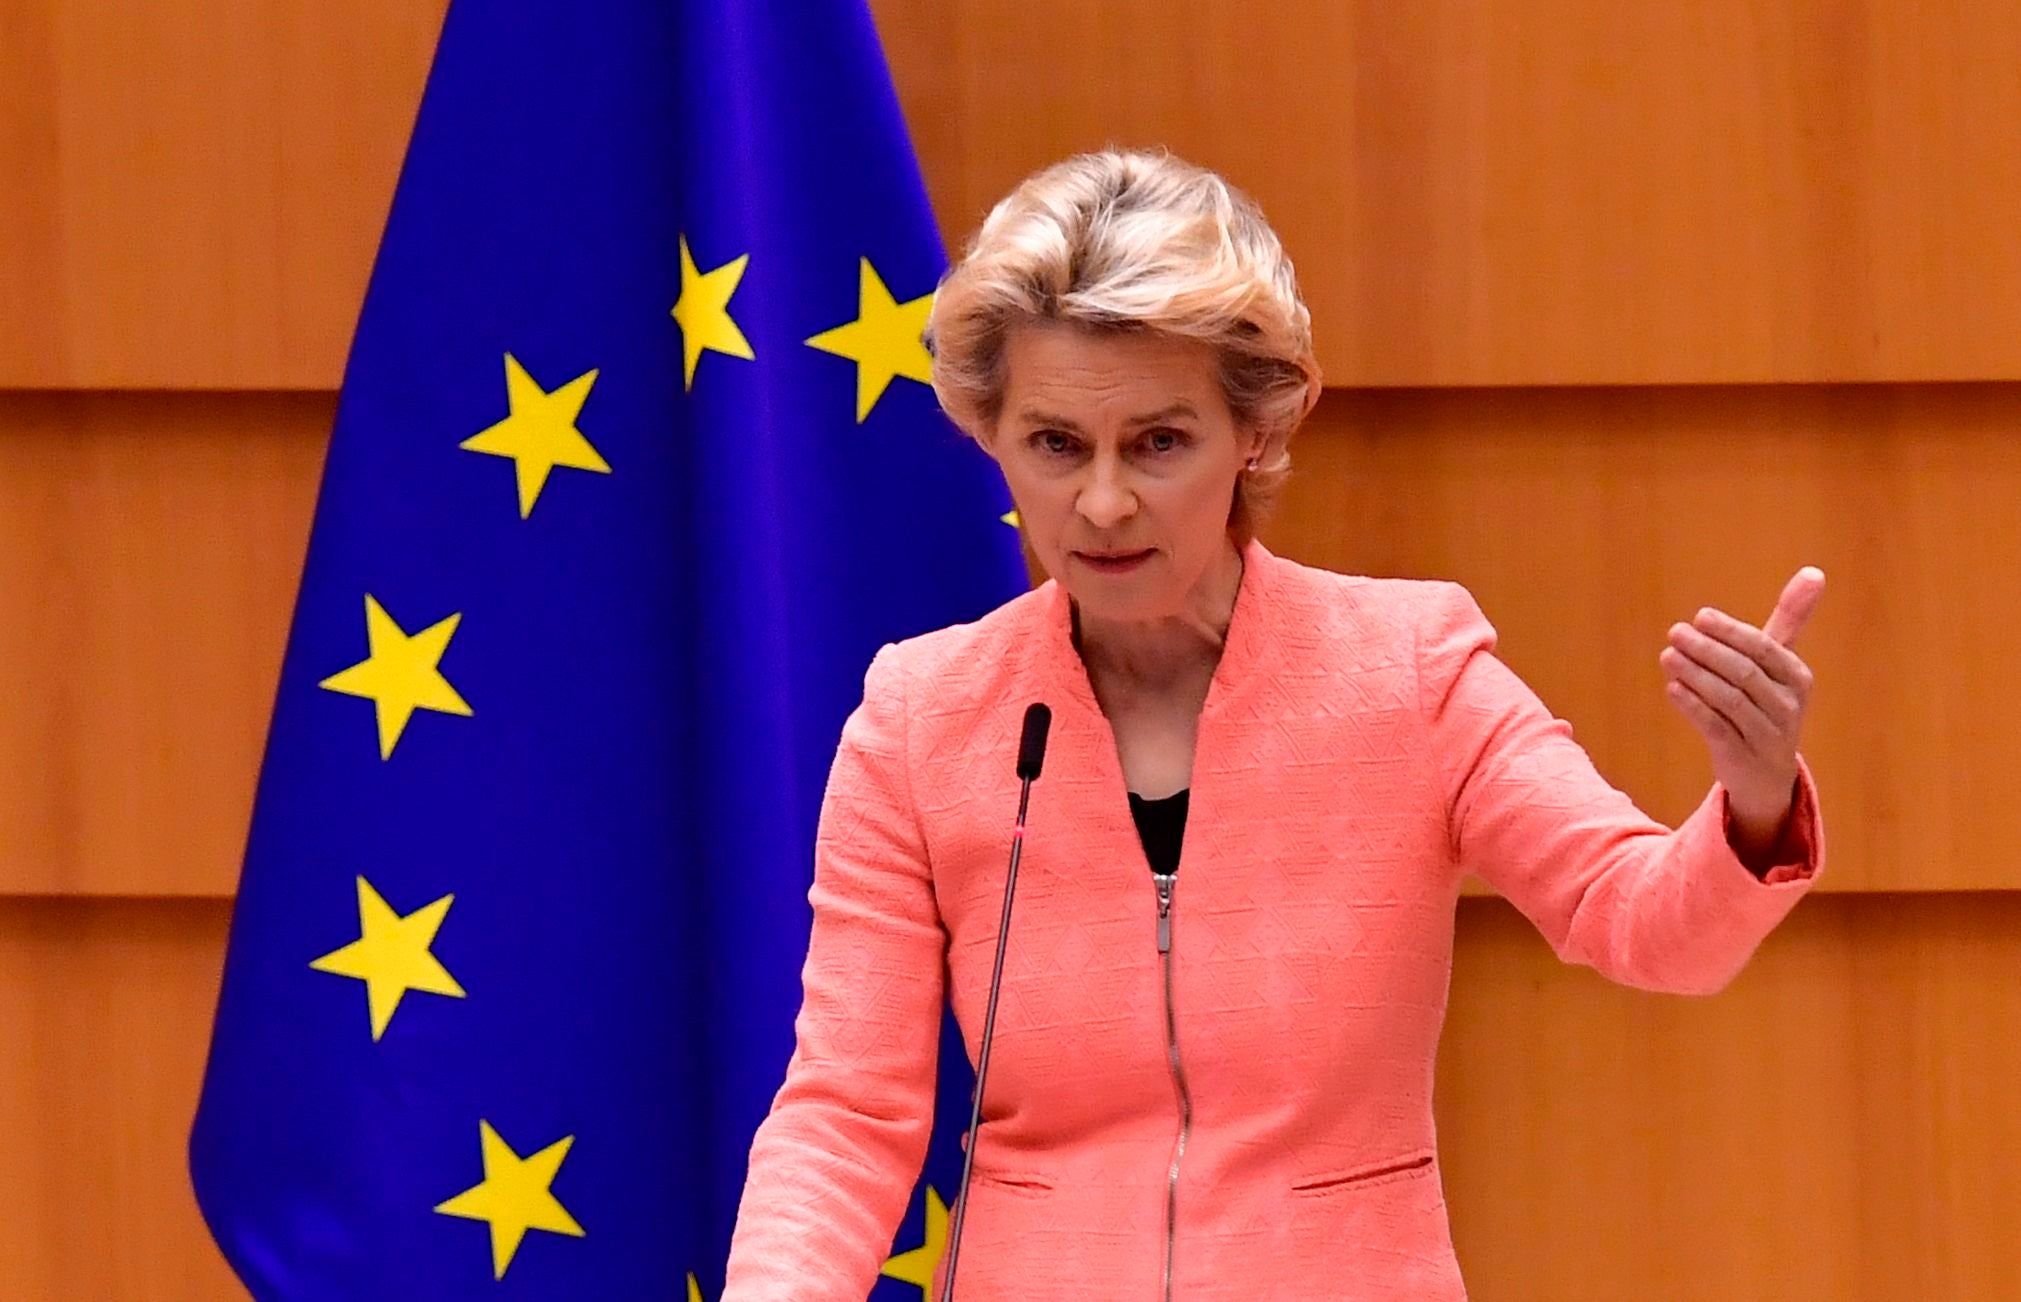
left=1074, top=457, right=1139, bottom=530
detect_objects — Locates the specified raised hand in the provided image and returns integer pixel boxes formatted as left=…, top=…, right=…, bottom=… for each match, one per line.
left=1658, top=566, right=1825, bottom=857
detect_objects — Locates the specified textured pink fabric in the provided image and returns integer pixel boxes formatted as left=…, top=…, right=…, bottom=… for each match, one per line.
left=721, top=538, right=1825, bottom=1300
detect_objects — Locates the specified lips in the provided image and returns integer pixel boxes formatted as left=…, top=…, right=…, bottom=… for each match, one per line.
left=1075, top=548, right=1154, bottom=574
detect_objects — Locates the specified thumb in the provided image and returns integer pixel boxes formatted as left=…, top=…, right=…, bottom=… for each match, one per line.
left=1763, top=566, right=1827, bottom=647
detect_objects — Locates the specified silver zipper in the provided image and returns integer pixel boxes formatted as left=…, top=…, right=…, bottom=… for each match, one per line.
left=1154, top=871, right=1191, bottom=1302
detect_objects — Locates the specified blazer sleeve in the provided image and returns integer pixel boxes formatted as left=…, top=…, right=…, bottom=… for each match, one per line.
left=1417, top=580, right=1826, bottom=996
left=722, top=642, right=944, bottom=1299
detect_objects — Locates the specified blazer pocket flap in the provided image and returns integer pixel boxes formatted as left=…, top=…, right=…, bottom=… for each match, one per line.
left=1289, top=1151, right=1435, bottom=1196
left=966, top=1166, right=1057, bottom=1196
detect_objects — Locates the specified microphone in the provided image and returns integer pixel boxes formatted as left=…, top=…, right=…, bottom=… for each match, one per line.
left=940, top=701, right=1051, bottom=1302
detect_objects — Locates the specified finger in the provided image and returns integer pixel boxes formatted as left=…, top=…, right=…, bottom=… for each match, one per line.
left=1660, top=647, right=1777, bottom=746
left=1665, top=623, right=1798, bottom=722
left=1761, top=566, right=1826, bottom=648
left=1691, top=605, right=1813, bottom=691
left=1665, top=678, right=1743, bottom=748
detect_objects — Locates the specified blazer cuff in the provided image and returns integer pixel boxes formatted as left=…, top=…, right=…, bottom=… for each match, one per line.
left=1716, top=752, right=1825, bottom=887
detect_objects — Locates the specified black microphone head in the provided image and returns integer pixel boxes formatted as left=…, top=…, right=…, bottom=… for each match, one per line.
left=1015, top=702, right=1052, bottom=780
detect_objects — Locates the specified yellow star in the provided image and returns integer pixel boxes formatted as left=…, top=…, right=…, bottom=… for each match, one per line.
left=879, top=1183, right=950, bottom=1296
left=670, top=234, right=755, bottom=390
left=804, top=258, right=934, bottom=422
left=686, top=1271, right=708, bottom=1301
left=318, top=595, right=473, bottom=760
left=459, top=353, right=610, bottom=518
left=435, top=1120, right=586, bottom=1279
left=308, top=876, right=464, bottom=1040
left=1000, top=508, right=1021, bottom=529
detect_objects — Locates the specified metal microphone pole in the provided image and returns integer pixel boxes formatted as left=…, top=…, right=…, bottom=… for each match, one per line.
left=940, top=702, right=1048, bottom=1302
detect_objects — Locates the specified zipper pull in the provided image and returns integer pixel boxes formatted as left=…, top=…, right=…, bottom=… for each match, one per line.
left=1154, top=874, right=1176, bottom=953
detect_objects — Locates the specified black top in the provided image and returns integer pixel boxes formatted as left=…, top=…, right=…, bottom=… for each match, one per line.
left=1127, top=788, right=1190, bottom=876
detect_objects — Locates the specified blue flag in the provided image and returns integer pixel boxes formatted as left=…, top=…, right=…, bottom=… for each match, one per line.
left=188, top=0, right=1028, bottom=1294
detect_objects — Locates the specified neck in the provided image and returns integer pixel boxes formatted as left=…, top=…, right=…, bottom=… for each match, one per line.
left=1071, top=537, right=1246, bottom=688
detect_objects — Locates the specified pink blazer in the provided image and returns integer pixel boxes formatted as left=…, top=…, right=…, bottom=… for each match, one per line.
left=722, top=537, right=1824, bottom=1300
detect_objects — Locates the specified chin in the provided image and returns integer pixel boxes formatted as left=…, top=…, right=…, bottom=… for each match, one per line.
left=1069, top=582, right=1164, bottom=618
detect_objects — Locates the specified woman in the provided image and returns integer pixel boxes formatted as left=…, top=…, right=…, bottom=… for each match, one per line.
left=721, top=148, right=1826, bottom=1300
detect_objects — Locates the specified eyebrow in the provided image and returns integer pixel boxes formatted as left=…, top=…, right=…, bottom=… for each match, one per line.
left=1013, top=401, right=1200, bottom=432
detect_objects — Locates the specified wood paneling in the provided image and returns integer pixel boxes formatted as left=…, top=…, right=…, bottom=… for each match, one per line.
left=0, top=0, right=441, bottom=389
left=1440, top=890, right=2021, bottom=1302
left=1283, top=382, right=2021, bottom=894
left=8, top=0, right=2021, bottom=387
left=6, top=0, right=2017, bottom=1297
left=880, top=0, right=2021, bottom=387
left=0, top=897, right=240, bottom=1300
left=0, top=392, right=327, bottom=896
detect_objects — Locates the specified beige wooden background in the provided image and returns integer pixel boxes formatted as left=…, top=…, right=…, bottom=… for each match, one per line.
left=3, top=0, right=2018, bottom=1297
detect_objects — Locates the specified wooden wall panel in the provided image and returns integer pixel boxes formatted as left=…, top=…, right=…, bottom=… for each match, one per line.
left=1440, top=890, right=2021, bottom=1301
left=0, top=392, right=326, bottom=896
left=8, top=0, right=2021, bottom=387
left=0, top=898, right=240, bottom=1299
left=881, top=0, right=2021, bottom=387
left=1285, top=383, right=2021, bottom=894
left=0, top=0, right=440, bottom=389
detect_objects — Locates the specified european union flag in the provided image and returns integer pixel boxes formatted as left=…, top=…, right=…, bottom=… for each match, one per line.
left=188, top=0, right=1028, bottom=1294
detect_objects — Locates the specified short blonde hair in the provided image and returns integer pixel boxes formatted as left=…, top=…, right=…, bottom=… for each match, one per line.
left=925, top=147, right=1322, bottom=544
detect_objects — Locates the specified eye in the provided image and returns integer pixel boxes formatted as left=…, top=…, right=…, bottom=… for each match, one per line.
left=1144, top=428, right=1186, bottom=454
left=1028, top=430, right=1077, bottom=456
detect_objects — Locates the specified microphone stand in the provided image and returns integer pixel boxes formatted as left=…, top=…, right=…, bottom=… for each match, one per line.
left=940, top=703, right=1047, bottom=1302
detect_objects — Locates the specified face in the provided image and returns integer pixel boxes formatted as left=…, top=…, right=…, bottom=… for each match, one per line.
left=987, top=320, right=1261, bottom=621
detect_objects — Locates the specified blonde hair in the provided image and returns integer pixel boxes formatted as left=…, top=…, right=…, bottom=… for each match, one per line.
left=925, top=147, right=1322, bottom=544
